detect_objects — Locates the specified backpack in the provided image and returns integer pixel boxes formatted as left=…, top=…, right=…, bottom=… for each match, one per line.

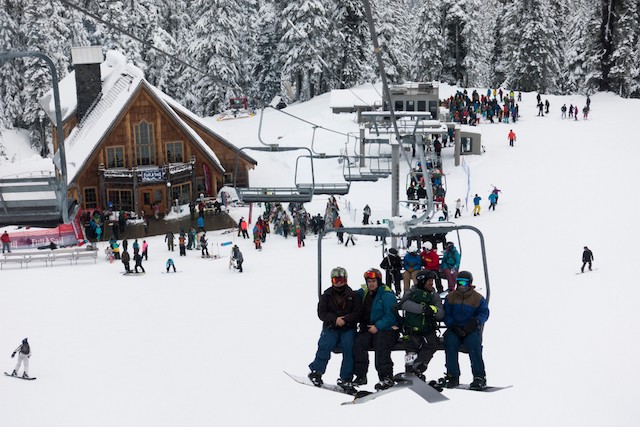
left=403, top=290, right=437, bottom=335
left=21, top=343, right=30, bottom=355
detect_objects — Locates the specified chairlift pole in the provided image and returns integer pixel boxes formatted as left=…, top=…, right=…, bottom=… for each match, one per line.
left=0, top=51, right=70, bottom=222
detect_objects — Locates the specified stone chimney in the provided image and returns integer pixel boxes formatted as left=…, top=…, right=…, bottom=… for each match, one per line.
left=71, top=46, right=103, bottom=123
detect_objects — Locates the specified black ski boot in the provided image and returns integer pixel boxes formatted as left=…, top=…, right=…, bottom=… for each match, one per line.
left=352, top=375, right=367, bottom=386
left=374, top=377, right=395, bottom=391
left=441, top=373, right=459, bottom=389
left=11, top=370, right=17, bottom=377
left=337, top=378, right=357, bottom=395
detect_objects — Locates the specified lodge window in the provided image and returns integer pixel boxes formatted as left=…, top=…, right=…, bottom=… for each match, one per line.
left=171, top=182, right=192, bottom=205
left=394, top=100, right=404, bottom=111
left=134, top=121, right=155, bottom=166
left=196, top=177, right=205, bottom=194
left=84, top=187, right=98, bottom=209
left=406, top=100, right=415, bottom=112
left=107, top=189, right=133, bottom=212
left=417, top=100, right=427, bottom=112
left=106, top=146, right=125, bottom=168
left=166, top=141, right=184, bottom=163
left=223, top=173, right=233, bottom=185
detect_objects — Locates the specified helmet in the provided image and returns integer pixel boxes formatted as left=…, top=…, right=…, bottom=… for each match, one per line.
left=456, top=271, right=473, bottom=287
left=424, top=242, right=433, bottom=250
left=331, top=266, right=348, bottom=283
left=388, top=248, right=398, bottom=255
left=415, top=270, right=437, bottom=288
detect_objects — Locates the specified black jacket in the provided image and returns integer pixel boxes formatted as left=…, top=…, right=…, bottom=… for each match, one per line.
left=318, top=286, right=362, bottom=330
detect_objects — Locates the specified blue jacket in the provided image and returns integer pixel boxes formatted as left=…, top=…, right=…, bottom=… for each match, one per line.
left=444, top=289, right=489, bottom=330
left=357, top=285, right=398, bottom=331
left=488, top=193, right=498, bottom=203
left=441, top=247, right=460, bottom=270
left=402, top=252, right=422, bottom=271
left=473, top=196, right=481, bottom=206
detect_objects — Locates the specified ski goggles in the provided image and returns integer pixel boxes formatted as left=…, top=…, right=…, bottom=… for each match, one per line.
left=364, top=270, right=379, bottom=280
left=456, top=277, right=471, bottom=287
left=332, top=276, right=346, bottom=284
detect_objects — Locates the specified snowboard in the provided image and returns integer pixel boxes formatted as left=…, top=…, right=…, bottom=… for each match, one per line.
left=341, top=381, right=412, bottom=405
left=161, top=270, right=182, bottom=274
left=284, top=372, right=359, bottom=396
left=447, top=383, right=513, bottom=392
left=394, top=373, right=449, bottom=404
left=4, top=372, right=36, bottom=380
left=122, top=271, right=145, bottom=275
left=576, top=268, right=597, bottom=275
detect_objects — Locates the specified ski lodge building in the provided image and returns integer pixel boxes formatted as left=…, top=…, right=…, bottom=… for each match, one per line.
left=40, top=46, right=256, bottom=217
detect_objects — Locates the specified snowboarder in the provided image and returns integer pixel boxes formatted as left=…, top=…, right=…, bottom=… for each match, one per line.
left=166, top=258, right=176, bottom=273
left=442, top=271, right=490, bottom=391
left=399, top=270, right=443, bottom=380
left=178, top=234, right=186, bottom=256
left=142, top=240, right=148, bottom=261
left=10, top=338, right=31, bottom=378
left=231, top=245, right=243, bottom=272
left=133, top=251, right=145, bottom=273
left=308, top=267, right=362, bottom=391
left=353, top=268, right=400, bottom=390
left=581, top=246, right=594, bottom=273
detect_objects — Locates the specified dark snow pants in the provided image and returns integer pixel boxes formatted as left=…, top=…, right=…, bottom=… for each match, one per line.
left=353, top=329, right=400, bottom=381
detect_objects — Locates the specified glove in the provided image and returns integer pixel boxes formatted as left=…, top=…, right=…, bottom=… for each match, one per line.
left=423, top=305, right=436, bottom=318
left=451, top=325, right=466, bottom=337
left=463, top=319, right=480, bottom=335
left=11, top=352, right=15, bottom=358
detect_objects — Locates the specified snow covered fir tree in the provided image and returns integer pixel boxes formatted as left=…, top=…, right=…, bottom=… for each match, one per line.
left=2, top=0, right=640, bottom=152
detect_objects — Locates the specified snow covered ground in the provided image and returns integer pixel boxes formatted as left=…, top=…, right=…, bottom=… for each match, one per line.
left=1, top=84, right=639, bottom=426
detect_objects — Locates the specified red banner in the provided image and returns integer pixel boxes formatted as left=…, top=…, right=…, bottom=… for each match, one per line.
left=202, top=163, right=211, bottom=196
left=1, top=213, right=86, bottom=250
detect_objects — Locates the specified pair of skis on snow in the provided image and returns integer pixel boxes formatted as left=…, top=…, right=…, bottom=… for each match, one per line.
left=285, top=372, right=510, bottom=405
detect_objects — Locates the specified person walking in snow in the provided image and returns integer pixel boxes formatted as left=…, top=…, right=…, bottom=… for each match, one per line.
left=472, top=194, right=482, bottom=216
left=561, top=104, right=567, bottom=119
left=10, top=338, right=31, bottom=378
left=307, top=266, right=362, bottom=391
left=344, top=233, right=356, bottom=247
left=165, top=231, right=175, bottom=251
left=1, top=231, right=11, bottom=253
left=142, top=240, right=148, bottom=261
left=454, top=198, right=463, bottom=218
left=200, top=234, right=210, bottom=258
left=362, top=204, right=371, bottom=225
left=581, top=246, right=594, bottom=273
left=121, top=250, right=131, bottom=273
left=231, top=245, right=243, bottom=272
left=508, top=129, right=516, bottom=147
left=488, top=192, right=498, bottom=211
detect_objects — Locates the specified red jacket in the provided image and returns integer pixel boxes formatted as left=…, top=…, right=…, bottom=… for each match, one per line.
left=422, top=249, right=440, bottom=271
left=1, top=233, right=9, bottom=243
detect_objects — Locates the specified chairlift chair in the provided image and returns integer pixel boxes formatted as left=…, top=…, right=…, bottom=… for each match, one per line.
left=294, top=155, right=350, bottom=196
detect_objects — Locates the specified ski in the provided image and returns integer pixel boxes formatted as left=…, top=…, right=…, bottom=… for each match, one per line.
left=4, top=372, right=36, bottom=380
left=284, top=372, right=358, bottom=396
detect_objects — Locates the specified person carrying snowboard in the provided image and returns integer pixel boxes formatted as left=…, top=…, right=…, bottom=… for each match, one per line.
left=10, top=338, right=31, bottom=378
left=581, top=246, right=594, bottom=273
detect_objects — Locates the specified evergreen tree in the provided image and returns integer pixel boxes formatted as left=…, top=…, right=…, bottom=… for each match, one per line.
left=0, top=0, right=23, bottom=128
left=333, top=0, right=373, bottom=88
left=565, top=0, right=593, bottom=94
left=373, top=0, right=410, bottom=83
left=460, top=0, right=492, bottom=87
left=412, top=0, right=445, bottom=82
left=441, top=0, right=469, bottom=86
left=252, top=1, right=285, bottom=104
left=607, top=0, right=639, bottom=97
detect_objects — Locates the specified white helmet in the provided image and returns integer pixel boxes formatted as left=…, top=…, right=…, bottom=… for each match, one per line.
left=424, top=242, right=433, bottom=250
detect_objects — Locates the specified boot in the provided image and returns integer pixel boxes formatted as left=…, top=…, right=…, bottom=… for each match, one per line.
left=307, top=371, right=323, bottom=387
left=22, top=372, right=29, bottom=379
left=374, top=377, right=395, bottom=391
left=352, top=375, right=367, bottom=386
left=443, top=373, right=459, bottom=388
left=11, top=370, right=17, bottom=376
left=469, top=376, right=486, bottom=391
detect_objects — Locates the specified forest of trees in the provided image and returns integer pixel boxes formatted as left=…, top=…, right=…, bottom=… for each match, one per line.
left=1, top=0, right=640, bottom=154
